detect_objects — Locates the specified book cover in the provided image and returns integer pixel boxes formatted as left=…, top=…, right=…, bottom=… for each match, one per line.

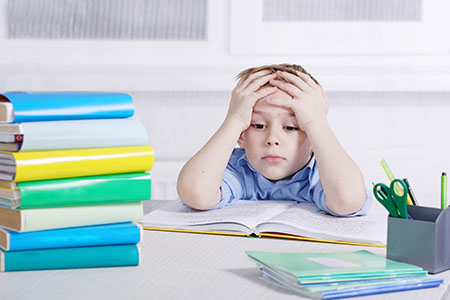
left=247, top=250, right=426, bottom=284
left=0, top=145, right=154, bottom=182
left=0, top=244, right=141, bottom=271
left=0, top=222, right=142, bottom=251
left=0, top=172, right=151, bottom=209
left=0, top=92, right=134, bottom=123
left=0, top=201, right=143, bottom=232
left=140, top=200, right=387, bottom=247
left=0, top=118, right=148, bottom=152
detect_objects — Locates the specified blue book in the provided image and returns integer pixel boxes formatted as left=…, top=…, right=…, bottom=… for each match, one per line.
left=261, top=267, right=443, bottom=299
left=0, top=244, right=141, bottom=271
left=0, top=222, right=142, bottom=251
left=0, top=92, right=134, bottom=123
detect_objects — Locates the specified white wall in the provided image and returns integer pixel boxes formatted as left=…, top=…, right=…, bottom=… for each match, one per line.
left=0, top=0, right=449, bottom=207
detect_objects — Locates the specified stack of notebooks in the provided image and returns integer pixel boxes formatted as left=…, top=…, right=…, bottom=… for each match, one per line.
left=247, top=250, right=443, bottom=299
left=0, top=92, right=154, bottom=271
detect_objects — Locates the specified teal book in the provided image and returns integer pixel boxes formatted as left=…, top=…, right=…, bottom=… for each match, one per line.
left=247, top=250, right=427, bottom=284
left=0, top=172, right=151, bottom=209
left=248, top=250, right=442, bottom=299
left=0, top=222, right=142, bottom=251
left=0, top=244, right=141, bottom=271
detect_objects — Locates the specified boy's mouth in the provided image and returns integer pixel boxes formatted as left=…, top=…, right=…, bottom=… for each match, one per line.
left=262, top=155, right=285, bottom=163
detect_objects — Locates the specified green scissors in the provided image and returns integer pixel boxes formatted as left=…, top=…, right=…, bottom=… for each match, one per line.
left=373, top=179, right=409, bottom=219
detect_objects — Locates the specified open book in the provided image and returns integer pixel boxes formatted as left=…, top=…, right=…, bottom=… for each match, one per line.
left=140, top=200, right=388, bottom=247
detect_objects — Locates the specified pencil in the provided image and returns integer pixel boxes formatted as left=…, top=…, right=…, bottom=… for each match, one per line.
left=442, top=172, right=447, bottom=209
left=380, top=158, right=413, bottom=205
left=403, top=178, right=418, bottom=205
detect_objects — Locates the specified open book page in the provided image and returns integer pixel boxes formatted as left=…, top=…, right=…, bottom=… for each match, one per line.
left=139, top=200, right=295, bottom=235
left=255, top=203, right=388, bottom=245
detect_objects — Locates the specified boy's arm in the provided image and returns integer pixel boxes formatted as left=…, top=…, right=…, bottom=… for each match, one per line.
left=268, top=71, right=366, bottom=215
left=177, top=71, right=278, bottom=210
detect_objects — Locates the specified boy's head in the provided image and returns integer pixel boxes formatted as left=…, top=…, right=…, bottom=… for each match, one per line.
left=237, top=64, right=315, bottom=181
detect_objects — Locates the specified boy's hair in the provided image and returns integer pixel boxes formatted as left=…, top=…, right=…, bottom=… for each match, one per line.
left=236, top=64, right=319, bottom=85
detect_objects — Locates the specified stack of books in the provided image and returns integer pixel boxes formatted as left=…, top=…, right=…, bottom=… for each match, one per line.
left=0, top=92, right=154, bottom=271
left=247, top=250, right=443, bottom=299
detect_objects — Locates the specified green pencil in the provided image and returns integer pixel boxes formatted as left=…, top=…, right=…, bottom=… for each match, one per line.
left=442, top=172, right=447, bottom=209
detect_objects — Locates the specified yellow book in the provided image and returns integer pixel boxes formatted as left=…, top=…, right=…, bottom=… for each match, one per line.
left=0, top=146, right=154, bottom=182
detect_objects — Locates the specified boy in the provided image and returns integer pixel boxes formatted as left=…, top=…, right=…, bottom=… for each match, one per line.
left=177, top=64, right=370, bottom=216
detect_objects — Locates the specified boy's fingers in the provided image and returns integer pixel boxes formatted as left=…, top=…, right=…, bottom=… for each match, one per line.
left=244, top=73, right=277, bottom=94
left=277, top=71, right=310, bottom=92
left=295, top=71, right=317, bottom=88
left=269, top=79, right=301, bottom=98
left=251, top=86, right=278, bottom=102
left=236, top=69, right=274, bottom=92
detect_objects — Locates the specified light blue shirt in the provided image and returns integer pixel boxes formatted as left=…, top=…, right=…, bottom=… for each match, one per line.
left=217, top=148, right=371, bottom=216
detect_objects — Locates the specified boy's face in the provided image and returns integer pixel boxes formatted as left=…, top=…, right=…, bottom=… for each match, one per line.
left=238, top=89, right=312, bottom=181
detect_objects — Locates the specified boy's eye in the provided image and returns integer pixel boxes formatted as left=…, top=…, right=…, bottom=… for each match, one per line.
left=251, top=124, right=266, bottom=129
left=284, top=126, right=299, bottom=131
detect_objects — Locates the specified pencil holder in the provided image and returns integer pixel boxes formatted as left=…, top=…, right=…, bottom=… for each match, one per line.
left=387, top=205, right=450, bottom=274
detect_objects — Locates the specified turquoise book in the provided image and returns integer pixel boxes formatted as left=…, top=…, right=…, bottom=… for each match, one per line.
left=0, top=222, right=142, bottom=251
left=0, top=92, right=134, bottom=123
left=247, top=250, right=426, bottom=284
left=248, top=250, right=442, bottom=299
left=0, top=244, right=141, bottom=271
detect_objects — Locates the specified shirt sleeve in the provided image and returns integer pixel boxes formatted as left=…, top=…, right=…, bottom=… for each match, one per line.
left=313, top=182, right=373, bottom=217
left=214, top=168, right=245, bottom=209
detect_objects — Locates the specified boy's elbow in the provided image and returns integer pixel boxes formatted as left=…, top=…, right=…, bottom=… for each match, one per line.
left=326, top=190, right=366, bottom=216
left=177, top=181, right=220, bottom=211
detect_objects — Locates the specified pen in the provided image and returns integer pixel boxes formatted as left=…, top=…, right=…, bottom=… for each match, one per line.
left=403, top=178, right=418, bottom=205
left=380, top=158, right=413, bottom=205
left=442, top=172, right=447, bottom=209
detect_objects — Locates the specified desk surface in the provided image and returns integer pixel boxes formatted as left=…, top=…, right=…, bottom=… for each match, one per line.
left=1, top=200, right=449, bottom=300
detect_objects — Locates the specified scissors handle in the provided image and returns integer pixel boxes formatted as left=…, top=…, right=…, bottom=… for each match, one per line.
left=373, top=183, right=400, bottom=218
left=390, top=179, right=409, bottom=219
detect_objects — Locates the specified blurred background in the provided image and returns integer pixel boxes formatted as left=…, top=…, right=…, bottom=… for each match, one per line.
left=0, top=0, right=449, bottom=207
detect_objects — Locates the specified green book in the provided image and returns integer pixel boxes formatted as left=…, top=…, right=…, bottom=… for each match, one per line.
left=0, top=244, right=140, bottom=271
left=0, top=172, right=151, bottom=209
left=247, top=250, right=427, bottom=285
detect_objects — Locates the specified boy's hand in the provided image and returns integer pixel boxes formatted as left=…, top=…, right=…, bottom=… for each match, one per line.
left=267, top=70, right=329, bottom=132
left=226, top=70, right=278, bottom=132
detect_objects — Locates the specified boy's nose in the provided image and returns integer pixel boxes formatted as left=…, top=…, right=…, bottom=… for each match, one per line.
left=266, top=140, right=279, bottom=146
left=265, top=136, right=280, bottom=146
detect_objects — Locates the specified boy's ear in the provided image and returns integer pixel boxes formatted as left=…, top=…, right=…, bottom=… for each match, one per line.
left=237, top=132, right=245, bottom=149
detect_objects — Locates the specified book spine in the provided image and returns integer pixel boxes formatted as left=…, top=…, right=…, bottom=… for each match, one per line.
left=18, top=202, right=143, bottom=232
left=6, top=222, right=141, bottom=251
left=11, top=146, right=154, bottom=182
left=20, top=118, right=148, bottom=151
left=18, top=173, right=151, bottom=209
left=1, top=244, right=140, bottom=271
left=2, top=92, right=134, bottom=123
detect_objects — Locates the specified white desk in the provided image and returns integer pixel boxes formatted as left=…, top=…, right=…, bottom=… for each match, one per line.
left=1, top=200, right=449, bottom=300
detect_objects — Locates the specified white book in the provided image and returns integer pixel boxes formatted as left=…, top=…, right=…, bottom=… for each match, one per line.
left=0, top=118, right=148, bottom=152
left=140, top=200, right=388, bottom=246
left=0, top=202, right=143, bottom=232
